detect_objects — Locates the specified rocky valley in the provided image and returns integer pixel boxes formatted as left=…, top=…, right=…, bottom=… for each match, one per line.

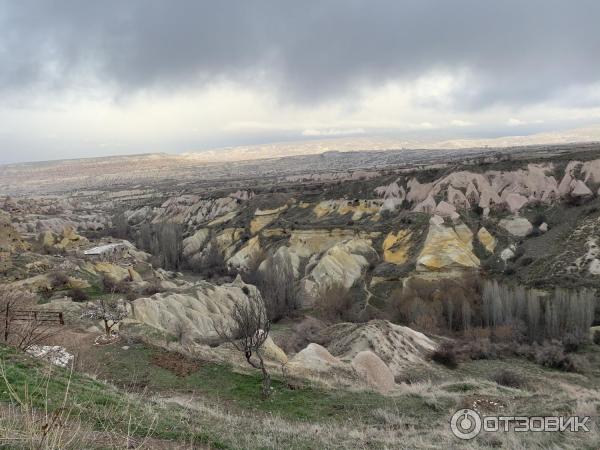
left=1, top=141, right=599, bottom=449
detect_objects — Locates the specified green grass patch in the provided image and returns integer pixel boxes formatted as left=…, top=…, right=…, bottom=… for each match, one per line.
left=91, top=343, right=454, bottom=424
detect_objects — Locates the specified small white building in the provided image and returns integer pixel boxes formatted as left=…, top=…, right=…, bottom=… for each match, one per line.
left=84, top=242, right=130, bottom=259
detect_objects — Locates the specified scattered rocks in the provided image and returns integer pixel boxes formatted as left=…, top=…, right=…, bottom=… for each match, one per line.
left=26, top=345, right=74, bottom=368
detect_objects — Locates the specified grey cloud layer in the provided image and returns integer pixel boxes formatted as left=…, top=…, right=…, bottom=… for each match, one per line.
left=1, top=0, right=599, bottom=107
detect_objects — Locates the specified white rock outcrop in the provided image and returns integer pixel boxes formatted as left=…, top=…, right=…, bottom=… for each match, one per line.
left=326, top=320, right=437, bottom=377
left=131, top=278, right=262, bottom=344
left=301, top=238, right=377, bottom=306
left=499, top=217, right=533, bottom=237
left=351, top=351, right=395, bottom=394
left=287, top=343, right=344, bottom=374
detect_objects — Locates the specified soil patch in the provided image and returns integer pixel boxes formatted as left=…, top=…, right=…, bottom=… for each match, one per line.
left=151, top=351, right=202, bottom=377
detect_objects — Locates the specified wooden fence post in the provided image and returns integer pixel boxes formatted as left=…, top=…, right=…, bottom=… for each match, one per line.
left=3, top=302, right=9, bottom=342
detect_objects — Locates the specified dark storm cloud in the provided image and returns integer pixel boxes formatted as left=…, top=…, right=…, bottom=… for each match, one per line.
left=1, top=0, right=599, bottom=107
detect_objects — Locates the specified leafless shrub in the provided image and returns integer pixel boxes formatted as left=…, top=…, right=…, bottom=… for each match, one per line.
left=533, top=342, right=584, bottom=373
left=562, top=332, right=585, bottom=352
left=240, top=247, right=266, bottom=285
left=204, top=237, right=227, bottom=275
left=50, top=271, right=70, bottom=289
left=214, top=295, right=272, bottom=398
left=10, top=319, right=61, bottom=351
left=172, top=320, right=191, bottom=346
left=142, top=279, right=162, bottom=296
left=461, top=338, right=498, bottom=360
left=490, top=369, right=525, bottom=389
left=431, top=341, right=458, bottom=369
left=388, top=273, right=481, bottom=332
left=315, top=281, right=353, bottom=323
left=111, top=209, right=129, bottom=239
left=69, top=288, right=89, bottom=302
left=101, top=276, right=132, bottom=295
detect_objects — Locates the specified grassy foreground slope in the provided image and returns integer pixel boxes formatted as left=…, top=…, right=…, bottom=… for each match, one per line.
left=1, top=343, right=599, bottom=449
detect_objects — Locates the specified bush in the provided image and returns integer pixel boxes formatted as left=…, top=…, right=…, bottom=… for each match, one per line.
left=534, top=343, right=582, bottom=372
left=101, top=275, right=117, bottom=293
left=50, top=271, right=70, bottom=289
left=463, top=339, right=498, bottom=360
left=594, top=330, right=600, bottom=345
left=315, top=281, right=353, bottom=322
left=491, top=369, right=525, bottom=389
left=431, top=341, right=458, bottom=369
left=562, top=332, right=586, bottom=352
left=70, top=287, right=89, bottom=302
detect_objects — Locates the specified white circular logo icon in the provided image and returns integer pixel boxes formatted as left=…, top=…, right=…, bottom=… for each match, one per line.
left=450, top=409, right=482, bottom=440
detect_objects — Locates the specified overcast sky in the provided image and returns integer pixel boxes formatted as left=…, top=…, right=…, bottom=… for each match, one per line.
left=1, top=0, right=600, bottom=163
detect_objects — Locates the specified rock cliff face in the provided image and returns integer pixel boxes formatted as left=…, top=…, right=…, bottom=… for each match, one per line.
left=126, top=191, right=253, bottom=229
left=382, top=230, right=412, bottom=264
left=300, top=238, right=377, bottom=306
left=417, top=223, right=479, bottom=272
left=250, top=205, right=287, bottom=235
left=131, top=277, right=261, bottom=344
left=375, top=159, right=600, bottom=215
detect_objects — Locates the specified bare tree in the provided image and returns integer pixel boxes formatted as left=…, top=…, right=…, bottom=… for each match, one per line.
left=258, top=249, right=297, bottom=321
left=81, top=297, right=128, bottom=338
left=315, top=281, right=352, bottom=322
left=136, top=222, right=183, bottom=270
left=214, top=295, right=272, bottom=398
